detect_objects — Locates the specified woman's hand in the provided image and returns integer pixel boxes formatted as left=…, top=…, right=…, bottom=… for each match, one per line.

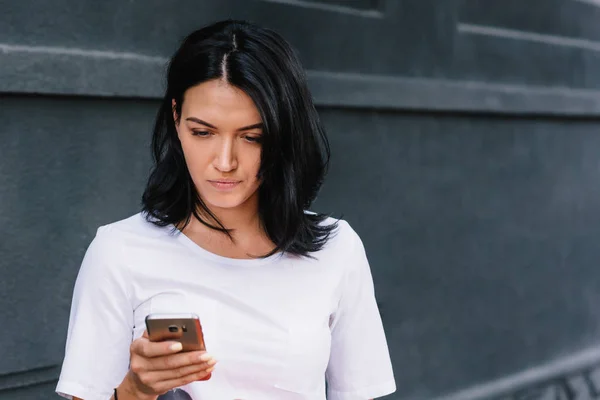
left=118, top=330, right=217, bottom=400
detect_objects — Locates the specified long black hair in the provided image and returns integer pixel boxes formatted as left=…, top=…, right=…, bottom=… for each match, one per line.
left=142, top=19, right=337, bottom=258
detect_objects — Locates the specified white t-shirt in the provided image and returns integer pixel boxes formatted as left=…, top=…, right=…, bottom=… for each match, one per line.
left=56, top=213, right=396, bottom=400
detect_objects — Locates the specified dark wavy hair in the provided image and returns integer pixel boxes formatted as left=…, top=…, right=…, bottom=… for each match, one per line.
left=141, top=19, right=337, bottom=258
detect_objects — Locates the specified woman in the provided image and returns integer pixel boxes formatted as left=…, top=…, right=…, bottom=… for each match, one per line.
left=56, top=19, right=395, bottom=400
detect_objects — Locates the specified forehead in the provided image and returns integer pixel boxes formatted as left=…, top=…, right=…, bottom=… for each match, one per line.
left=181, top=79, right=261, bottom=125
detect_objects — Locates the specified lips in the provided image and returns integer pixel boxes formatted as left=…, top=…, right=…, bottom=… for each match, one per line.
left=208, top=180, right=241, bottom=190
left=209, top=180, right=241, bottom=184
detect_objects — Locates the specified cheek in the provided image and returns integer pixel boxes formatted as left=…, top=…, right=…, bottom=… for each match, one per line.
left=180, top=141, right=208, bottom=170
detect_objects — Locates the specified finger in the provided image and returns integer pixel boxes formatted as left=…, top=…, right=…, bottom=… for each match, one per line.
left=143, top=360, right=216, bottom=382
left=151, top=367, right=215, bottom=394
left=132, top=336, right=184, bottom=358
left=197, top=371, right=212, bottom=381
left=147, top=350, right=216, bottom=371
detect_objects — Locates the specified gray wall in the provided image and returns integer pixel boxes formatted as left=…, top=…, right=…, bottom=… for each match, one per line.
left=3, top=1, right=600, bottom=399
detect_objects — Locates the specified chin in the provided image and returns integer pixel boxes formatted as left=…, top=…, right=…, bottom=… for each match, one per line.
left=203, top=195, right=247, bottom=210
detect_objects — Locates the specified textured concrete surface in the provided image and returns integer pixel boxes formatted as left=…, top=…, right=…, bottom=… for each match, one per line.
left=2, top=1, right=600, bottom=399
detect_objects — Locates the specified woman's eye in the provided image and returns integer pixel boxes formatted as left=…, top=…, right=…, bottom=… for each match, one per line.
left=191, top=131, right=211, bottom=137
left=245, top=136, right=262, bottom=143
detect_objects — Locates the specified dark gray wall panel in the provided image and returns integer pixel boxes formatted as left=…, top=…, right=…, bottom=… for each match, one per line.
left=460, top=0, right=600, bottom=41
left=5, top=0, right=600, bottom=90
left=314, top=109, right=600, bottom=399
left=5, top=48, right=600, bottom=116
left=0, top=381, right=59, bottom=400
left=454, top=0, right=600, bottom=89
left=439, top=349, right=600, bottom=400
left=0, top=0, right=452, bottom=78
left=4, top=0, right=600, bottom=116
left=453, top=25, right=590, bottom=88
left=3, top=0, right=600, bottom=399
left=265, top=0, right=384, bottom=15
left=0, top=365, right=60, bottom=395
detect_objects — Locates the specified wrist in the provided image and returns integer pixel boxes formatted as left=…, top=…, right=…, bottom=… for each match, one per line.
left=117, top=372, right=157, bottom=400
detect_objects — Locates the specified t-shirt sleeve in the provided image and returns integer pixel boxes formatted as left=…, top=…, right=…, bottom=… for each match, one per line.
left=56, top=226, right=134, bottom=400
left=326, top=224, right=396, bottom=400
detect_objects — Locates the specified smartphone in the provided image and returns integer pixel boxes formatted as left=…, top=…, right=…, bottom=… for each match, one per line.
left=145, top=313, right=207, bottom=352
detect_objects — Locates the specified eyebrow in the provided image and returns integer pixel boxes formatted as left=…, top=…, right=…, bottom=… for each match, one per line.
left=185, top=117, right=263, bottom=132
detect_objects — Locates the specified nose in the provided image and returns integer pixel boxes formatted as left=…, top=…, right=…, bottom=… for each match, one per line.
left=213, top=137, right=237, bottom=172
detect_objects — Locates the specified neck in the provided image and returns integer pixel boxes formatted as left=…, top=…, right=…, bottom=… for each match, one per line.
left=179, top=195, right=278, bottom=258
left=190, top=196, right=261, bottom=235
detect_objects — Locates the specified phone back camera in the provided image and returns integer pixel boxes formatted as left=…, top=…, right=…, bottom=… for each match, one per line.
left=168, top=325, right=179, bottom=333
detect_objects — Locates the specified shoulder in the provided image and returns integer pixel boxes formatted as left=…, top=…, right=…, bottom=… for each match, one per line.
left=311, top=214, right=364, bottom=256
left=83, top=212, right=169, bottom=266
left=324, top=215, right=361, bottom=243
left=96, top=212, right=168, bottom=239
left=74, top=216, right=155, bottom=294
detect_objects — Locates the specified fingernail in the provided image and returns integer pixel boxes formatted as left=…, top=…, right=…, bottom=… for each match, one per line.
left=198, top=353, right=213, bottom=361
left=206, top=366, right=215, bottom=373
left=207, top=358, right=218, bottom=366
left=170, top=342, right=183, bottom=351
